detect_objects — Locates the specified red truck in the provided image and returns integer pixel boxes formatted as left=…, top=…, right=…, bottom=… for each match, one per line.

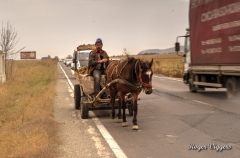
left=175, top=0, right=240, bottom=98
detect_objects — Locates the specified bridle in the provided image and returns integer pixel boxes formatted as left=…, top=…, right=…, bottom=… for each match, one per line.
left=135, top=60, right=152, bottom=89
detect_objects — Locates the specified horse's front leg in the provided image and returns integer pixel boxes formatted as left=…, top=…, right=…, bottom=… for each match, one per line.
left=132, top=92, right=138, bottom=130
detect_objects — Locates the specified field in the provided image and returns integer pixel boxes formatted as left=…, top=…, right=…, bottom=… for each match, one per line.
left=0, top=60, right=59, bottom=158
left=118, top=53, right=184, bottom=78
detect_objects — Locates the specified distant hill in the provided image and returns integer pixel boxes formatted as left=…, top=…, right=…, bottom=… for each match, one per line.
left=138, top=46, right=184, bottom=55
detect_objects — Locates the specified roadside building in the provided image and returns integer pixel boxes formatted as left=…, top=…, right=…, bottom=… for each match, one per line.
left=0, top=50, right=6, bottom=83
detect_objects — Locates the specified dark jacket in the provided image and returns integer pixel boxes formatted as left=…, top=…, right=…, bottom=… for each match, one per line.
left=88, top=49, right=109, bottom=75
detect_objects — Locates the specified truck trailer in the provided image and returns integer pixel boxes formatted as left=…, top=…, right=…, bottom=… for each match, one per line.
left=175, top=0, right=240, bottom=98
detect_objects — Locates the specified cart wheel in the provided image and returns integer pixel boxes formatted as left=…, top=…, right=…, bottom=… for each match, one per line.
left=126, top=93, right=133, bottom=116
left=74, top=84, right=81, bottom=109
left=81, top=103, right=89, bottom=119
left=128, top=103, right=133, bottom=116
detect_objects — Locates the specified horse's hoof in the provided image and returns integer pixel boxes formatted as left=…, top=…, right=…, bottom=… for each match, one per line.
left=132, top=125, right=139, bottom=130
left=110, top=114, right=115, bottom=119
left=122, top=122, right=128, bottom=127
left=118, top=119, right=122, bottom=123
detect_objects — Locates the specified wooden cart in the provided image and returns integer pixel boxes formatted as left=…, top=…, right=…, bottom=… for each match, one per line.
left=74, top=74, right=133, bottom=119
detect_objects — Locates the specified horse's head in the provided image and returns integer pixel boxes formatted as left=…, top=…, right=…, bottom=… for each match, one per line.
left=139, top=59, right=153, bottom=95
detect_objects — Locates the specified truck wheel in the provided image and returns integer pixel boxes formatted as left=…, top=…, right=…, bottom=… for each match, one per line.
left=226, top=78, right=236, bottom=99
left=188, top=79, right=197, bottom=93
left=74, top=84, right=81, bottom=109
left=81, top=103, right=89, bottom=119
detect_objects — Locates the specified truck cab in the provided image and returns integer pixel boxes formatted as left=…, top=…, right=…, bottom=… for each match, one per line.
left=182, top=29, right=191, bottom=85
left=77, top=50, right=91, bottom=69
left=72, top=50, right=91, bottom=71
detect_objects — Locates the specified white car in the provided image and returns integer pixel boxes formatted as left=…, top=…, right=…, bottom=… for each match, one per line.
left=65, top=59, right=72, bottom=67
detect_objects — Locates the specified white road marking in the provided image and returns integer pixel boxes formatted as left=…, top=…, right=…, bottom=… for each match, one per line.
left=59, top=63, right=74, bottom=90
left=89, top=112, right=127, bottom=158
left=166, top=134, right=178, bottom=138
left=58, top=63, right=127, bottom=158
left=192, top=100, right=214, bottom=107
left=153, top=75, right=182, bottom=82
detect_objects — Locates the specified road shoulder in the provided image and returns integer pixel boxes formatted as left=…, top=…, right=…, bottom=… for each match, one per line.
left=54, top=64, right=116, bottom=158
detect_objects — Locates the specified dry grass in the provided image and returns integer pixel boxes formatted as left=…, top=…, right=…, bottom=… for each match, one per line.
left=117, top=53, right=184, bottom=78
left=0, top=60, right=60, bottom=158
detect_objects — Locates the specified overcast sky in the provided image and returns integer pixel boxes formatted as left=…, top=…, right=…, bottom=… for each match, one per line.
left=1, top=0, right=189, bottom=59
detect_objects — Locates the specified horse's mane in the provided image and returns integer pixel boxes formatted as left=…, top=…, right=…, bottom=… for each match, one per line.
left=126, top=57, right=136, bottom=64
left=126, top=57, right=139, bottom=82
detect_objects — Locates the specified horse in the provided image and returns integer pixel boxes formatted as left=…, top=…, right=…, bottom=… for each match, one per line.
left=106, top=57, right=153, bottom=130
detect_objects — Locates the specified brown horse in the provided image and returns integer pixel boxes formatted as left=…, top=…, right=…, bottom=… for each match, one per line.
left=106, top=57, right=153, bottom=130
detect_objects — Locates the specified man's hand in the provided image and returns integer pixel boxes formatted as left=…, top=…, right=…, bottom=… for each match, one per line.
left=98, top=59, right=107, bottom=63
left=102, top=59, right=108, bottom=63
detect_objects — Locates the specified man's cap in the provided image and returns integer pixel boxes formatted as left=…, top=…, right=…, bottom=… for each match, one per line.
left=95, top=38, right=103, bottom=45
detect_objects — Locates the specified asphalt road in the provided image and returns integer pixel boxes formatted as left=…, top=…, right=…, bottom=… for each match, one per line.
left=58, top=62, right=240, bottom=158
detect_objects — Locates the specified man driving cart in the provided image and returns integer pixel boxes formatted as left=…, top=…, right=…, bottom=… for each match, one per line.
left=88, top=38, right=109, bottom=98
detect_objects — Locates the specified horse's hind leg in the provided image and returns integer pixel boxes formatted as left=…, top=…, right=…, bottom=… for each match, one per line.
left=119, top=92, right=128, bottom=127
left=110, top=89, right=116, bottom=119
left=132, top=93, right=139, bottom=130
left=117, top=94, right=122, bottom=123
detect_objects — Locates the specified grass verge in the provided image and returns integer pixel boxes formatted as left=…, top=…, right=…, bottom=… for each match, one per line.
left=0, top=60, right=59, bottom=158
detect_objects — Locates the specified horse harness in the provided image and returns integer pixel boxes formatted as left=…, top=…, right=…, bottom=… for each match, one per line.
left=108, top=59, right=152, bottom=89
